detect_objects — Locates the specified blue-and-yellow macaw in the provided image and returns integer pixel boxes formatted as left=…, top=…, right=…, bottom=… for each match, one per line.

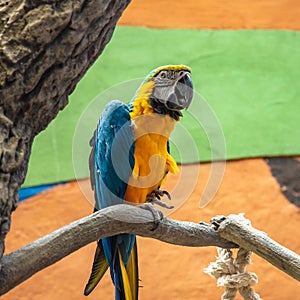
left=84, top=65, right=193, bottom=299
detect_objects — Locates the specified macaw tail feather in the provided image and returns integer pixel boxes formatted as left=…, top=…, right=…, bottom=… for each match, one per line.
left=84, top=240, right=109, bottom=296
left=114, top=240, right=139, bottom=300
left=127, top=241, right=139, bottom=300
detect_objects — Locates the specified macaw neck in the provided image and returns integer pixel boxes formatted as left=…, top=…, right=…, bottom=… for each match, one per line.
left=129, top=94, right=177, bottom=139
left=130, top=80, right=155, bottom=118
left=130, top=112, right=176, bottom=141
left=129, top=96, right=154, bottom=118
left=129, top=81, right=181, bottom=122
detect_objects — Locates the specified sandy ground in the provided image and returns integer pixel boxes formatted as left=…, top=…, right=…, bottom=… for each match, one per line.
left=3, top=1, right=300, bottom=299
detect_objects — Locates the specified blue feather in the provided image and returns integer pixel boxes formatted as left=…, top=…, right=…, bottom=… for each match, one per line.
left=89, top=100, right=137, bottom=299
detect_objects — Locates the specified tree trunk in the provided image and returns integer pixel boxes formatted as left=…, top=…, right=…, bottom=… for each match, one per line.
left=0, top=0, right=130, bottom=261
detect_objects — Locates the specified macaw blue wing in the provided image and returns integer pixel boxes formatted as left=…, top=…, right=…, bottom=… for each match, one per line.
left=85, top=100, right=138, bottom=300
left=90, top=100, right=135, bottom=209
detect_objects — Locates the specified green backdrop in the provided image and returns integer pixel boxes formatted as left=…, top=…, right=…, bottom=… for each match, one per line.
left=24, top=27, right=300, bottom=186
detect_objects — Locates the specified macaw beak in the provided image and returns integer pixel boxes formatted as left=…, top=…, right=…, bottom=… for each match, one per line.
left=152, top=71, right=193, bottom=111
left=168, top=72, right=193, bottom=110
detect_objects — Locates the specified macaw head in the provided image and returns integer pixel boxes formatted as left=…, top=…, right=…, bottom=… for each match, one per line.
left=150, top=64, right=193, bottom=108
left=131, top=65, right=193, bottom=120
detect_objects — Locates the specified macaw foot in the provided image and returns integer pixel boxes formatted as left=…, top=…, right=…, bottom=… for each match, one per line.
left=146, top=189, right=174, bottom=209
left=139, top=190, right=174, bottom=230
left=139, top=203, right=164, bottom=231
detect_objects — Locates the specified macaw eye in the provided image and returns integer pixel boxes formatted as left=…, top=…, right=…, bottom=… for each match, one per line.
left=178, top=71, right=184, bottom=77
left=159, top=71, right=168, bottom=79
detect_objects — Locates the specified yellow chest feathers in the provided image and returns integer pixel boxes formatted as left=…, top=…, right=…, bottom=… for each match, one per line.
left=124, top=113, right=179, bottom=204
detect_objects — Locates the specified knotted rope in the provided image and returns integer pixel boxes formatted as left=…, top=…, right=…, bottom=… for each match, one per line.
left=204, top=214, right=262, bottom=300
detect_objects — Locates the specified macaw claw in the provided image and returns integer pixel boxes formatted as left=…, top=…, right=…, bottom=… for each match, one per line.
left=146, top=189, right=173, bottom=209
left=150, top=189, right=172, bottom=201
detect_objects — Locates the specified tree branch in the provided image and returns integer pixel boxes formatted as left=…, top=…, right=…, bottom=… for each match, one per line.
left=211, top=214, right=300, bottom=282
left=1, top=207, right=299, bottom=295
left=0, top=204, right=234, bottom=295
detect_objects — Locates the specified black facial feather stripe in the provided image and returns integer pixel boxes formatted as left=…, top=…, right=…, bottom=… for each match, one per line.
left=149, top=96, right=182, bottom=121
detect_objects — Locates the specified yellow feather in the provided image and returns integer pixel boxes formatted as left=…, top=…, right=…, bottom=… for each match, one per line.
left=149, top=64, right=191, bottom=78
left=127, top=241, right=139, bottom=300
left=84, top=241, right=109, bottom=296
left=166, top=153, right=179, bottom=174
left=118, top=249, right=133, bottom=300
left=125, top=114, right=178, bottom=204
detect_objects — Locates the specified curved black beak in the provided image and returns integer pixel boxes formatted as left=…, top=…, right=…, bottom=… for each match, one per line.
left=167, top=72, right=193, bottom=110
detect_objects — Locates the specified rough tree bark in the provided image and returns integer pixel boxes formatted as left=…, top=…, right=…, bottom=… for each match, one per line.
left=0, top=0, right=131, bottom=260
left=0, top=207, right=299, bottom=295
left=0, top=205, right=237, bottom=295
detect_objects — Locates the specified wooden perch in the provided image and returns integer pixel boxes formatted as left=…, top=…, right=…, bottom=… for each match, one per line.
left=0, top=206, right=299, bottom=295
left=211, top=214, right=300, bottom=282
left=0, top=204, right=234, bottom=295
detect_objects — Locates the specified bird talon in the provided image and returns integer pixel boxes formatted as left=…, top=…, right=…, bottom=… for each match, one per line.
left=146, top=189, right=172, bottom=207
left=162, top=190, right=171, bottom=200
